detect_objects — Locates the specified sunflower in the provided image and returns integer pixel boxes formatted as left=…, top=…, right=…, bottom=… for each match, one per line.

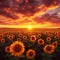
left=43, top=44, right=55, bottom=54
left=37, top=39, right=44, bottom=45
left=30, top=35, right=36, bottom=43
left=47, top=32, right=53, bottom=37
left=0, top=38, right=5, bottom=43
left=0, top=33, right=3, bottom=40
left=23, top=35, right=27, bottom=40
left=17, top=38, right=21, bottom=41
left=52, top=41, right=58, bottom=48
left=37, top=33, right=41, bottom=38
left=7, top=34, right=14, bottom=40
left=54, top=36, right=57, bottom=39
left=26, top=49, right=36, bottom=59
left=10, top=41, right=25, bottom=57
left=56, top=33, right=60, bottom=38
left=18, top=33, right=23, bottom=38
left=5, top=46, right=10, bottom=52
left=46, top=37, right=51, bottom=42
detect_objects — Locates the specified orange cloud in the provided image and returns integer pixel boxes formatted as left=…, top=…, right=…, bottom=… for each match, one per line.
left=0, top=0, right=60, bottom=28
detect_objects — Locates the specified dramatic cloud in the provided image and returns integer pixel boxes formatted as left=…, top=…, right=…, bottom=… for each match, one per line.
left=33, top=5, right=60, bottom=23
left=0, top=0, right=60, bottom=28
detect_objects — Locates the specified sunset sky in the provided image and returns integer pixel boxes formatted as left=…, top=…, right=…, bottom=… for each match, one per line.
left=0, top=0, right=60, bottom=28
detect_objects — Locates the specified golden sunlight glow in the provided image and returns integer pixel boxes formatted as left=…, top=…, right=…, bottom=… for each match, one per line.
left=27, top=25, right=32, bottom=30
left=0, top=22, right=60, bottom=28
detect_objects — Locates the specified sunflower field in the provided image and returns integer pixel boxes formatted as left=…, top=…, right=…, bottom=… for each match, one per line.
left=0, top=31, right=60, bottom=60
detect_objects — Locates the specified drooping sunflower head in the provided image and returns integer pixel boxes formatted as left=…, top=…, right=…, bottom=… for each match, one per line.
left=10, top=41, right=25, bottom=57
left=26, top=49, right=36, bottom=59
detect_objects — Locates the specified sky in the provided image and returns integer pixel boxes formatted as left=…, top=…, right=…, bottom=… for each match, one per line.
left=0, top=0, right=60, bottom=28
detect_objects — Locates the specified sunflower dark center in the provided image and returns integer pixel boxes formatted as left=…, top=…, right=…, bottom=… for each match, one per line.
left=29, top=51, right=33, bottom=56
left=31, top=37, right=35, bottom=40
left=14, top=44, right=22, bottom=52
left=46, top=46, right=52, bottom=51
left=39, top=40, right=43, bottom=43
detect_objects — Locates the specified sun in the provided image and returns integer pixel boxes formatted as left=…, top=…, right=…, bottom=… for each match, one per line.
left=28, top=25, right=32, bottom=30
